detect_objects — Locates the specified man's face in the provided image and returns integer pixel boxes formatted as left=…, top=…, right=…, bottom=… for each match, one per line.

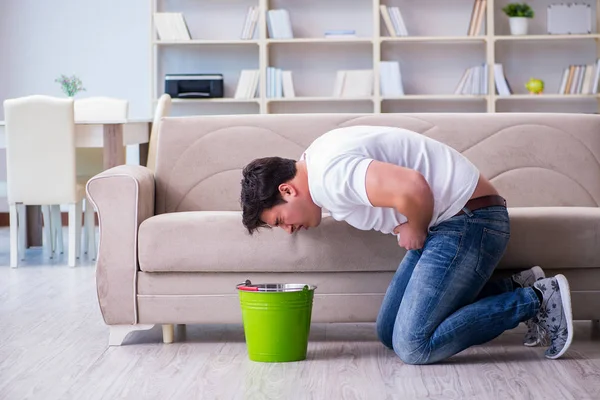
left=260, top=184, right=322, bottom=234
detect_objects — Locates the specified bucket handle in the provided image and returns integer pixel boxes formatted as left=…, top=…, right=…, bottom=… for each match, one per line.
left=237, top=279, right=257, bottom=291
left=236, top=280, right=315, bottom=292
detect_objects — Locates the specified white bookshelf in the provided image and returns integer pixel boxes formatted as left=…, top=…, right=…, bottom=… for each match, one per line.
left=151, top=0, right=600, bottom=115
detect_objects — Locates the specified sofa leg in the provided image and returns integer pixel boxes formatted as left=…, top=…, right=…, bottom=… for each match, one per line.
left=108, top=324, right=155, bottom=346
left=177, top=324, right=187, bottom=341
left=162, top=324, right=174, bottom=344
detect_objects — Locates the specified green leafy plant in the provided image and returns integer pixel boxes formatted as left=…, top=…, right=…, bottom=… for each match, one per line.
left=502, top=3, right=534, bottom=18
left=55, top=74, right=86, bottom=97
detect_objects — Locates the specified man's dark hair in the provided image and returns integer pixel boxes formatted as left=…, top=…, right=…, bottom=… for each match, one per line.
left=240, top=157, right=297, bottom=234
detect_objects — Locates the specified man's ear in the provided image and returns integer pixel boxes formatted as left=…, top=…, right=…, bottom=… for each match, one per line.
left=278, top=183, right=297, bottom=198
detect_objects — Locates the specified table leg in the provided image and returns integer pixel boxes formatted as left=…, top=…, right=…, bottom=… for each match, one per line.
left=138, top=122, right=151, bottom=167
left=26, top=205, right=42, bottom=247
left=103, top=124, right=125, bottom=169
left=139, top=143, right=149, bottom=168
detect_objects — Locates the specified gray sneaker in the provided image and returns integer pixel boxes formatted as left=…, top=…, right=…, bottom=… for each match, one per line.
left=532, top=274, right=574, bottom=359
left=512, top=266, right=546, bottom=346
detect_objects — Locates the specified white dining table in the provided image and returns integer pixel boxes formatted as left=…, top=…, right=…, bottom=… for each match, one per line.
left=0, top=118, right=152, bottom=246
left=0, top=118, right=152, bottom=169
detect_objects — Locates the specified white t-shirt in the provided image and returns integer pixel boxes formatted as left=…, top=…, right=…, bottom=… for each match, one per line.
left=302, top=125, right=480, bottom=235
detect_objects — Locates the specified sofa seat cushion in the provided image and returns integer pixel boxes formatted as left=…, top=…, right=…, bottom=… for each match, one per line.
left=138, top=207, right=600, bottom=273
left=500, top=207, right=600, bottom=269
left=138, top=211, right=404, bottom=273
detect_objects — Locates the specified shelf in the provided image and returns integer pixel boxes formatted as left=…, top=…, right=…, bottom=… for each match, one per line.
left=170, top=98, right=260, bottom=104
left=150, top=2, right=600, bottom=115
left=382, top=95, right=488, bottom=101
left=267, top=38, right=373, bottom=44
left=381, top=36, right=486, bottom=43
left=154, top=40, right=259, bottom=45
left=495, top=94, right=600, bottom=100
left=495, top=34, right=600, bottom=42
left=266, top=97, right=374, bottom=103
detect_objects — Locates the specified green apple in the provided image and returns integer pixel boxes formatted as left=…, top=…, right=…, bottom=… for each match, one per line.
left=525, top=78, right=544, bottom=94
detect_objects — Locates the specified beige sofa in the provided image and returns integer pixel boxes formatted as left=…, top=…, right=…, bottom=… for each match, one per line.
left=86, top=113, right=600, bottom=345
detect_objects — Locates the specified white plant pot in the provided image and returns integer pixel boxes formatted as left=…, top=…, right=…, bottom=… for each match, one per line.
left=509, top=17, right=529, bottom=35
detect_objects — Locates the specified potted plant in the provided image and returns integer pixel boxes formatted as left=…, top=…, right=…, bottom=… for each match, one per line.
left=55, top=74, right=86, bottom=97
left=502, top=3, right=534, bottom=35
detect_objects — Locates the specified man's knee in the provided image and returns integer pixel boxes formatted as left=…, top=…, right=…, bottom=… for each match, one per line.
left=392, top=328, right=431, bottom=365
left=376, top=314, right=394, bottom=349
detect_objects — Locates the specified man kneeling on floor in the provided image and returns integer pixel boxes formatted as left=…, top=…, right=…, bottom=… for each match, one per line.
left=239, top=125, right=573, bottom=364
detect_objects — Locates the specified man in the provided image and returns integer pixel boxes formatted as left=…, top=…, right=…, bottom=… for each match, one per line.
left=240, top=125, right=573, bottom=364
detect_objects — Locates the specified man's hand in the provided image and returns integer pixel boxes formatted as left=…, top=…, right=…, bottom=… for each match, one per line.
left=394, top=222, right=427, bottom=250
left=364, top=160, right=434, bottom=248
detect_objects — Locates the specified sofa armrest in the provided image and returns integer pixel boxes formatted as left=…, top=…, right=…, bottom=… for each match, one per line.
left=86, top=165, right=155, bottom=325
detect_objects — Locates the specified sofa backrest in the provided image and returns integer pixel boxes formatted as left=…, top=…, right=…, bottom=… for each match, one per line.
left=155, top=113, right=600, bottom=214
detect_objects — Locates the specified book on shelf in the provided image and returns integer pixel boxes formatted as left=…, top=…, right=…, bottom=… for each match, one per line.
left=154, top=12, right=191, bottom=41
left=267, top=9, right=293, bottom=39
left=240, top=6, right=259, bottom=40
left=324, top=29, right=357, bottom=39
left=558, top=63, right=600, bottom=94
left=454, top=64, right=488, bottom=95
left=266, top=67, right=295, bottom=98
left=467, top=0, right=486, bottom=36
left=380, top=61, right=404, bottom=97
left=333, top=70, right=373, bottom=97
left=380, top=5, right=408, bottom=37
left=234, top=70, right=260, bottom=99
left=494, top=64, right=512, bottom=96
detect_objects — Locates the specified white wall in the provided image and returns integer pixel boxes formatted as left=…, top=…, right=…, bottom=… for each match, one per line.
left=0, top=0, right=151, bottom=211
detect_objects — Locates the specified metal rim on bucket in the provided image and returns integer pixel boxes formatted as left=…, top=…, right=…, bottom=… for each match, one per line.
left=237, top=280, right=317, bottom=292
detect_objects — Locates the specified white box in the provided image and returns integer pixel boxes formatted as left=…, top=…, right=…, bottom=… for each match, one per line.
left=547, top=3, right=592, bottom=35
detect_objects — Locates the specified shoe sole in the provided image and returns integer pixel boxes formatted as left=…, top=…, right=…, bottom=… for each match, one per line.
left=546, top=274, right=574, bottom=359
left=524, top=338, right=540, bottom=347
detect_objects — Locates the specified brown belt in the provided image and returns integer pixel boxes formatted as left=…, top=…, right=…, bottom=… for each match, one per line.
left=454, top=195, right=506, bottom=217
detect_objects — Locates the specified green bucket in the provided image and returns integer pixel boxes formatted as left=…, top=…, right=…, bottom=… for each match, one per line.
left=236, top=280, right=317, bottom=362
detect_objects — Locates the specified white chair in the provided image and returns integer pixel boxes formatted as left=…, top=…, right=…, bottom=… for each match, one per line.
left=69, top=96, right=129, bottom=261
left=146, top=94, right=171, bottom=172
left=74, top=96, right=129, bottom=121
left=4, top=95, right=87, bottom=267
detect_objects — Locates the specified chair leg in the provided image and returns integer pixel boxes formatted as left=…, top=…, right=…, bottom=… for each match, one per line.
left=75, top=200, right=82, bottom=259
left=17, top=204, right=26, bottom=261
left=51, top=205, right=64, bottom=254
left=83, top=202, right=89, bottom=255
left=9, top=204, right=19, bottom=268
left=84, top=198, right=96, bottom=260
left=68, top=202, right=80, bottom=267
left=41, top=205, right=54, bottom=257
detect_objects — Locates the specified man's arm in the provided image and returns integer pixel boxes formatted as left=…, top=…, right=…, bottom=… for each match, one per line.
left=364, top=160, right=434, bottom=249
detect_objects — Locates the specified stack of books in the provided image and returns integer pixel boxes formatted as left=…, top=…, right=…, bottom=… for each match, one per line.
left=154, top=13, right=191, bottom=41
left=455, top=64, right=489, bottom=95
left=380, top=61, right=404, bottom=97
left=266, top=67, right=295, bottom=98
left=558, top=62, right=600, bottom=94
left=379, top=5, right=408, bottom=37
left=467, top=0, right=487, bottom=36
left=267, top=9, right=293, bottom=39
left=333, top=70, right=373, bottom=97
left=234, top=70, right=260, bottom=99
left=240, top=6, right=259, bottom=40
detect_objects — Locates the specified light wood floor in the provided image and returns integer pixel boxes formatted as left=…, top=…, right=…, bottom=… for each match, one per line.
left=1, top=228, right=600, bottom=400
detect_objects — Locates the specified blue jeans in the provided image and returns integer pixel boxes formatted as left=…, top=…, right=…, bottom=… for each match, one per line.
left=376, top=206, right=541, bottom=365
